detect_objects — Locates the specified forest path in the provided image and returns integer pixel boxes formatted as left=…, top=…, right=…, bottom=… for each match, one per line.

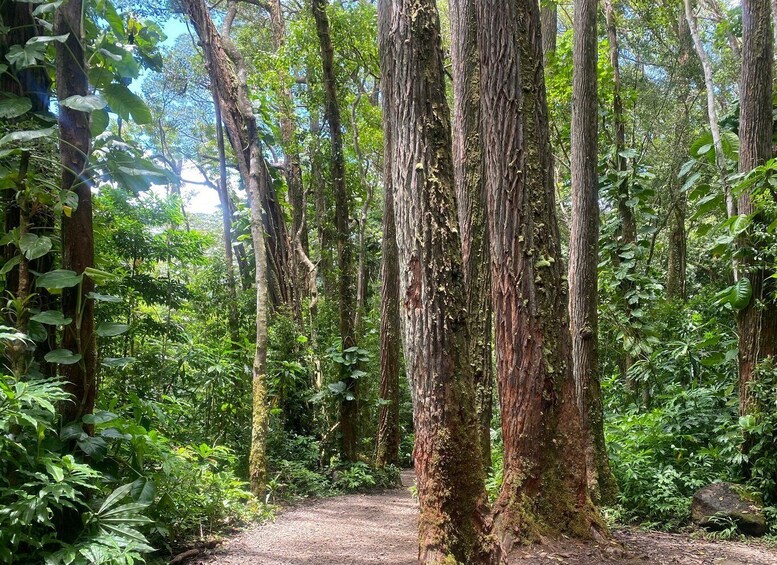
left=192, top=469, right=418, bottom=565
left=192, top=469, right=777, bottom=565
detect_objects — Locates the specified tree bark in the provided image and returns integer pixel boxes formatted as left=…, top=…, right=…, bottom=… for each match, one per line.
left=684, top=0, right=736, bottom=220
left=212, top=91, right=241, bottom=343
left=604, top=0, right=640, bottom=396
left=666, top=10, right=693, bottom=301
left=569, top=0, right=617, bottom=506
left=55, top=0, right=97, bottom=424
left=311, top=0, right=358, bottom=462
left=377, top=0, right=494, bottom=561
left=268, top=0, right=309, bottom=306
left=737, top=0, right=776, bottom=417
left=183, top=0, right=269, bottom=495
left=376, top=115, right=400, bottom=468
left=449, top=0, right=492, bottom=470
left=478, top=0, right=602, bottom=546
left=541, top=1, right=557, bottom=63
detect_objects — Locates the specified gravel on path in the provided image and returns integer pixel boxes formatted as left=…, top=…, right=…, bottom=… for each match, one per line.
left=191, top=469, right=777, bottom=565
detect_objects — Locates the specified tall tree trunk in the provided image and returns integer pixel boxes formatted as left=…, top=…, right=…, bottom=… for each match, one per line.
left=183, top=0, right=269, bottom=495
left=684, top=0, right=736, bottom=220
left=377, top=0, right=494, bottom=561
left=478, top=0, right=602, bottom=546
left=569, top=0, right=617, bottom=506
left=311, top=0, right=358, bottom=462
left=541, top=1, right=557, bottom=63
left=268, top=0, right=309, bottom=302
left=376, top=119, right=400, bottom=468
left=55, top=0, right=96, bottom=424
left=213, top=92, right=241, bottom=343
left=604, top=0, right=639, bottom=396
left=449, top=0, right=492, bottom=470
left=737, top=0, right=776, bottom=418
left=666, top=10, right=693, bottom=301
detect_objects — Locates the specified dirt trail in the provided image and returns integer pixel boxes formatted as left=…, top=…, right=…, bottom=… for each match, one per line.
left=192, top=470, right=777, bottom=565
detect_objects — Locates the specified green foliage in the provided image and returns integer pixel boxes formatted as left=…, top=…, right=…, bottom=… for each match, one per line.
left=606, top=384, right=737, bottom=529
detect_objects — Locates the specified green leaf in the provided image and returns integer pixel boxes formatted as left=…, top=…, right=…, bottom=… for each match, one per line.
left=45, top=348, right=82, bottom=365
left=82, top=410, right=118, bottom=425
left=618, top=148, right=638, bottom=159
left=101, top=357, right=135, bottom=368
left=45, top=461, right=65, bottom=482
left=328, top=381, right=346, bottom=394
left=87, top=292, right=122, bottom=303
left=60, top=94, right=107, bottom=112
left=84, top=266, right=118, bottom=284
left=91, top=108, right=109, bottom=136
left=102, top=83, right=152, bottom=124
left=36, top=269, right=82, bottom=289
left=26, top=34, right=70, bottom=45
left=30, top=310, right=72, bottom=325
left=0, top=126, right=56, bottom=147
left=131, top=477, right=156, bottom=504
left=731, top=278, right=752, bottom=310
left=0, top=95, right=32, bottom=119
left=19, top=233, right=52, bottom=260
left=729, top=214, right=753, bottom=236
left=5, top=43, right=45, bottom=68
left=0, top=255, right=20, bottom=276
left=96, top=322, right=129, bottom=337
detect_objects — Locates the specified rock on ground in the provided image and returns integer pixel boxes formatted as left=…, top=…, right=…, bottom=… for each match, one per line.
left=691, top=482, right=767, bottom=536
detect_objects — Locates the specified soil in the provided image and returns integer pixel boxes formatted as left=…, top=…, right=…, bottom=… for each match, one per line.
left=190, top=470, right=777, bottom=565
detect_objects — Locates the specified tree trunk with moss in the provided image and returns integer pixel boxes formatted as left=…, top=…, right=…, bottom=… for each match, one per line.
left=569, top=0, right=617, bottom=506
left=737, top=0, right=776, bottom=418
left=311, top=0, right=358, bottom=462
left=55, top=0, right=97, bottom=424
left=478, top=0, right=602, bottom=547
left=183, top=0, right=269, bottom=495
left=449, top=0, right=492, bottom=470
left=377, top=0, right=495, bottom=561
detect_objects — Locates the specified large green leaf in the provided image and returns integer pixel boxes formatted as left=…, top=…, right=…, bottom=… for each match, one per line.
left=96, top=322, right=129, bottom=337
left=91, top=108, right=110, bottom=136
left=731, top=278, right=752, bottom=310
left=45, top=348, right=82, bottom=365
left=0, top=126, right=56, bottom=147
left=102, top=83, right=152, bottom=124
left=0, top=95, right=32, bottom=119
left=60, top=94, right=107, bottom=112
left=36, top=269, right=82, bottom=289
left=19, top=233, right=52, bottom=260
left=30, top=310, right=72, bottom=326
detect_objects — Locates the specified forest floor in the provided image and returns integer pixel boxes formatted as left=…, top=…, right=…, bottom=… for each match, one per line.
left=190, top=469, right=777, bottom=565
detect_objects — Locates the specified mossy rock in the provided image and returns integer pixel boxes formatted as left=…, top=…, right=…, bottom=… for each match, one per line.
left=691, top=482, right=767, bottom=536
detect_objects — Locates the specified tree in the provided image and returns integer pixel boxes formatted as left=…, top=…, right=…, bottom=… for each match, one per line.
left=182, top=0, right=270, bottom=494
left=541, top=1, right=557, bottom=62
left=55, top=0, right=97, bottom=424
left=478, top=0, right=601, bottom=543
left=684, top=0, right=736, bottom=220
left=311, top=0, right=359, bottom=462
left=569, top=0, right=617, bottom=505
left=449, top=0, right=492, bottom=469
left=377, top=0, right=494, bottom=560
left=666, top=9, right=694, bottom=301
left=376, top=124, right=400, bottom=468
left=737, top=0, right=776, bottom=417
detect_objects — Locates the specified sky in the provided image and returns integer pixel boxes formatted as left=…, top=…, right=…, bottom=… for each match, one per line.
left=146, top=17, right=221, bottom=216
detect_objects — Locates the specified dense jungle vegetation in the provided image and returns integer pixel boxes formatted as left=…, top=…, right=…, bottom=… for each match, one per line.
left=0, top=0, right=776, bottom=562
